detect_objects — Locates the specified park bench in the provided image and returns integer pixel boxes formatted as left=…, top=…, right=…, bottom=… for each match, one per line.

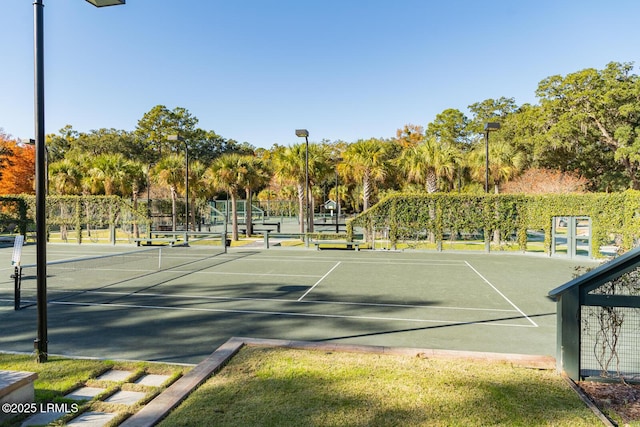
left=133, top=237, right=177, bottom=246
left=311, top=240, right=363, bottom=251
left=238, top=221, right=281, bottom=235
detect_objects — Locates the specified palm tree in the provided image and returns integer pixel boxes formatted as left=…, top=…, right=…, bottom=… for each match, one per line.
left=396, top=137, right=460, bottom=193
left=185, top=160, right=210, bottom=232
left=205, top=153, right=245, bottom=241
left=340, top=138, right=388, bottom=211
left=153, top=154, right=185, bottom=231
left=396, top=137, right=460, bottom=243
left=274, top=144, right=307, bottom=233
left=48, top=158, right=85, bottom=241
left=307, top=144, right=332, bottom=230
left=468, top=139, right=526, bottom=244
left=121, top=160, right=147, bottom=238
left=48, top=158, right=84, bottom=195
left=274, top=143, right=331, bottom=232
left=240, top=156, right=270, bottom=236
left=468, top=139, right=526, bottom=193
left=86, top=153, right=129, bottom=196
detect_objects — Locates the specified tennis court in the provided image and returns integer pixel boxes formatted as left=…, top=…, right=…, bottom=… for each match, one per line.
left=0, top=241, right=598, bottom=364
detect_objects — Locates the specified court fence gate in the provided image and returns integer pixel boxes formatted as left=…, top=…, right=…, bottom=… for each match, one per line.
left=549, top=246, right=640, bottom=382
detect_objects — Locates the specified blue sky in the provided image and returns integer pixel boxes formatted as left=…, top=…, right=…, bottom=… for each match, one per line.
left=1, top=1, right=639, bottom=149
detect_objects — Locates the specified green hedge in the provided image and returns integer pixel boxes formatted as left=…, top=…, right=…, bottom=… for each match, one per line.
left=347, top=192, right=640, bottom=257
left=0, top=195, right=148, bottom=243
left=0, top=197, right=29, bottom=236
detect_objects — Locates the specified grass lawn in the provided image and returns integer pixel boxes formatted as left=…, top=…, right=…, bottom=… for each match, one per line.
left=160, top=347, right=601, bottom=427
left=0, top=354, right=189, bottom=427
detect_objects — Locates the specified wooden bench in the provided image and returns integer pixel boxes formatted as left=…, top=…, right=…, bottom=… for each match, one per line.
left=238, top=222, right=281, bottom=234
left=311, top=240, right=363, bottom=251
left=133, top=238, right=177, bottom=247
left=239, top=227, right=277, bottom=235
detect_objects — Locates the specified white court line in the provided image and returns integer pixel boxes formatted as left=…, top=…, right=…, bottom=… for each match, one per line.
left=297, top=262, right=341, bottom=301
left=300, top=299, right=517, bottom=312
left=190, top=271, right=322, bottom=278
left=15, top=267, right=322, bottom=279
left=242, top=256, right=467, bottom=266
left=464, top=261, right=538, bottom=327
left=13, top=289, right=518, bottom=313
left=34, top=299, right=535, bottom=328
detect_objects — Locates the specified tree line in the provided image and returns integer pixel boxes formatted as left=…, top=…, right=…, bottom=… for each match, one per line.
left=1, top=61, right=639, bottom=240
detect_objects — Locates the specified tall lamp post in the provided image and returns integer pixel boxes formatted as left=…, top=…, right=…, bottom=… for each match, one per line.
left=295, top=129, right=311, bottom=233
left=334, top=157, right=342, bottom=233
left=168, top=134, right=188, bottom=244
left=32, top=0, right=125, bottom=363
left=483, top=122, right=501, bottom=193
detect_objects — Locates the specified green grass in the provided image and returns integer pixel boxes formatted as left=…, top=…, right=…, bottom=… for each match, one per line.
left=160, top=347, right=600, bottom=427
left=0, top=354, right=188, bottom=427
left=375, top=240, right=544, bottom=252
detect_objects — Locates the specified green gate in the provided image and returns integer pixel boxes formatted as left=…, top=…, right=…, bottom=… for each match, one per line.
left=551, top=216, right=591, bottom=258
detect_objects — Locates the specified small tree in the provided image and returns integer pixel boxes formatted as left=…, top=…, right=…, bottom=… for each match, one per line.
left=0, top=139, right=35, bottom=195
left=502, top=168, right=588, bottom=194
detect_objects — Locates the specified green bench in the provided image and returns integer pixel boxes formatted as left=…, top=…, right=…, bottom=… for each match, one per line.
left=133, top=238, right=177, bottom=246
left=311, top=240, right=363, bottom=251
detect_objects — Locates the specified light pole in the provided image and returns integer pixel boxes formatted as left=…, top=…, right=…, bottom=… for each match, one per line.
left=32, top=0, right=125, bottom=363
left=146, top=163, right=153, bottom=239
left=168, top=134, right=188, bottom=244
left=334, top=157, right=342, bottom=233
left=295, top=129, right=310, bottom=233
left=483, top=122, right=501, bottom=193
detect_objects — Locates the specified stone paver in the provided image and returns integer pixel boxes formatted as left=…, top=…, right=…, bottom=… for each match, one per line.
left=135, top=374, right=170, bottom=387
left=65, top=386, right=105, bottom=401
left=66, top=411, right=117, bottom=426
left=96, top=370, right=132, bottom=382
left=104, top=390, right=146, bottom=406
left=20, top=410, right=65, bottom=426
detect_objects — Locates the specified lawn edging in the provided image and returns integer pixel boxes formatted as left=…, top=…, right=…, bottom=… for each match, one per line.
left=119, top=338, right=243, bottom=427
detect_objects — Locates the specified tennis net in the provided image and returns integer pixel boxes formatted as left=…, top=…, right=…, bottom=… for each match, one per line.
left=14, top=235, right=227, bottom=309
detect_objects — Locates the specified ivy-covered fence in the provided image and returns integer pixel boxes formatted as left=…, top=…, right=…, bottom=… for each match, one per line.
left=347, top=191, right=640, bottom=257
left=0, top=197, right=29, bottom=236
left=0, top=195, right=149, bottom=244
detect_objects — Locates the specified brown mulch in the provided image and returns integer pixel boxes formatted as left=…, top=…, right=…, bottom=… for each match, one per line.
left=579, top=381, right=640, bottom=424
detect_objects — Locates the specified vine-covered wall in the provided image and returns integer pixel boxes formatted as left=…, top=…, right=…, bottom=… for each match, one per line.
left=347, top=191, right=640, bottom=257
left=0, top=197, right=29, bottom=236
left=0, top=195, right=149, bottom=243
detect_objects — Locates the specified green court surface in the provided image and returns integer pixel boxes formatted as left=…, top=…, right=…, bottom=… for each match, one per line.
left=0, top=242, right=599, bottom=364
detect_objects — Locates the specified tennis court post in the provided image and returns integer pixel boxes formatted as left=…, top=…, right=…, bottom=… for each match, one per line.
left=12, top=235, right=24, bottom=311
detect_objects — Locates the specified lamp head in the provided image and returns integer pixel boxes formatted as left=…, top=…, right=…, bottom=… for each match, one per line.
left=484, top=122, right=501, bottom=132
left=85, top=0, right=126, bottom=7
left=295, top=129, right=309, bottom=138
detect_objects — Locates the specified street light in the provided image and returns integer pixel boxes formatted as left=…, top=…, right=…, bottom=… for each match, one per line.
left=168, top=134, right=188, bottom=244
left=32, top=0, right=125, bottom=363
left=334, top=157, right=343, bottom=233
left=295, top=129, right=310, bottom=233
left=84, top=0, right=126, bottom=6
left=483, top=122, right=501, bottom=193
